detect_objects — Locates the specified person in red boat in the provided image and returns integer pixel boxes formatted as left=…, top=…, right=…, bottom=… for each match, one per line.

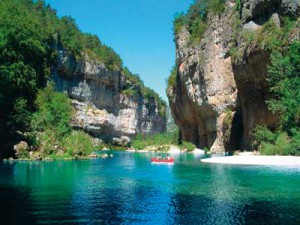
left=151, top=154, right=174, bottom=163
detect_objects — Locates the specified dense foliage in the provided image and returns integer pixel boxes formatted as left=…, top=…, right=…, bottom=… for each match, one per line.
left=31, top=84, right=73, bottom=137
left=268, top=42, right=300, bottom=129
left=253, top=41, right=300, bottom=155
left=0, top=0, right=53, bottom=152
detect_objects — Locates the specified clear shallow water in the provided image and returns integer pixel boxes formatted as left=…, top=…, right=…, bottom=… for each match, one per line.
left=0, top=152, right=300, bottom=225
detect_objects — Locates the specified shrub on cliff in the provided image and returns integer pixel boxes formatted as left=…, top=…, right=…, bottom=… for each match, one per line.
left=173, top=1, right=207, bottom=43
left=189, top=16, right=207, bottom=45
left=206, top=0, right=226, bottom=15
left=173, top=13, right=187, bottom=35
left=239, top=18, right=296, bottom=57
left=173, top=0, right=225, bottom=42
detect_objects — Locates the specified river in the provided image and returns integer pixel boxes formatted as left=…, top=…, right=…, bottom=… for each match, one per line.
left=0, top=151, right=300, bottom=224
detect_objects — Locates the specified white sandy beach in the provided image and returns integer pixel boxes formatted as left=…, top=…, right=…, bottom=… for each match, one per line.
left=201, top=155, right=300, bottom=166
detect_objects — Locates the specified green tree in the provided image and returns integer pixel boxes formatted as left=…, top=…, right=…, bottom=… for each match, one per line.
left=0, top=0, right=53, bottom=146
left=62, top=131, right=94, bottom=156
left=267, top=41, right=300, bottom=131
left=31, top=84, right=74, bottom=137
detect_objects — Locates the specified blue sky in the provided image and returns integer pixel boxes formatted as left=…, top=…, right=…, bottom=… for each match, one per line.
left=45, top=0, right=194, bottom=101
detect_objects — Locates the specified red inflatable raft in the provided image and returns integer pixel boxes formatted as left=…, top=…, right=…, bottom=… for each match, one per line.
left=151, top=157, right=174, bottom=164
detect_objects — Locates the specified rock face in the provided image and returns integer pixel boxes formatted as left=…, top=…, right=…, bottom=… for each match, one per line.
left=168, top=0, right=299, bottom=153
left=51, top=40, right=165, bottom=143
left=166, top=105, right=177, bottom=132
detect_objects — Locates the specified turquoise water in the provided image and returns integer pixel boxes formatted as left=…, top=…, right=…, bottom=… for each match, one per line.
left=0, top=152, right=300, bottom=225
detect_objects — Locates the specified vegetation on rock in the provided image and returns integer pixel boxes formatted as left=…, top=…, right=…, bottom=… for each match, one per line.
left=173, top=0, right=225, bottom=44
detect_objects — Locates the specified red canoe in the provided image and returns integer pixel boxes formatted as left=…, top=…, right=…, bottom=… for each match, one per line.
left=151, top=157, right=174, bottom=163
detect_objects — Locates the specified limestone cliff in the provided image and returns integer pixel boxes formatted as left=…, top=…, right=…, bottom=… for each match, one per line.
left=167, top=0, right=299, bottom=153
left=51, top=39, right=165, bottom=144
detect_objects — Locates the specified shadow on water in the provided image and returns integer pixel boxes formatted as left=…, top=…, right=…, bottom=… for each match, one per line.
left=0, top=186, right=36, bottom=225
left=0, top=161, right=87, bottom=225
left=0, top=162, right=36, bottom=224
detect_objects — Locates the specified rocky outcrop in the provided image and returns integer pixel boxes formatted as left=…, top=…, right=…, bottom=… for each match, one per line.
left=51, top=40, right=165, bottom=143
left=168, top=0, right=299, bottom=153
left=14, top=141, right=29, bottom=158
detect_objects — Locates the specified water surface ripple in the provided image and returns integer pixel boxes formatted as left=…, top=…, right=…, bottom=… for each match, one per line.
left=0, top=152, right=300, bottom=225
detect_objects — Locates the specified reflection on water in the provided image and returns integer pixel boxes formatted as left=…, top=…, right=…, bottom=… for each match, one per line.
left=0, top=152, right=300, bottom=225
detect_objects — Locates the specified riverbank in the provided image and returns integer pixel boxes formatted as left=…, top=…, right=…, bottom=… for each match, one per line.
left=201, top=155, right=300, bottom=166
left=2, top=152, right=114, bottom=162
left=127, top=146, right=206, bottom=154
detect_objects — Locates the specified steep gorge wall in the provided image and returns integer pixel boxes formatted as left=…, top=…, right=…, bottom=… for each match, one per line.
left=51, top=40, right=165, bottom=144
left=168, top=0, right=299, bottom=153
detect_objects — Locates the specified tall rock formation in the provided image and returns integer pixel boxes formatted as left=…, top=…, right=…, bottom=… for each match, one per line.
left=167, top=0, right=299, bottom=153
left=51, top=39, right=166, bottom=144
